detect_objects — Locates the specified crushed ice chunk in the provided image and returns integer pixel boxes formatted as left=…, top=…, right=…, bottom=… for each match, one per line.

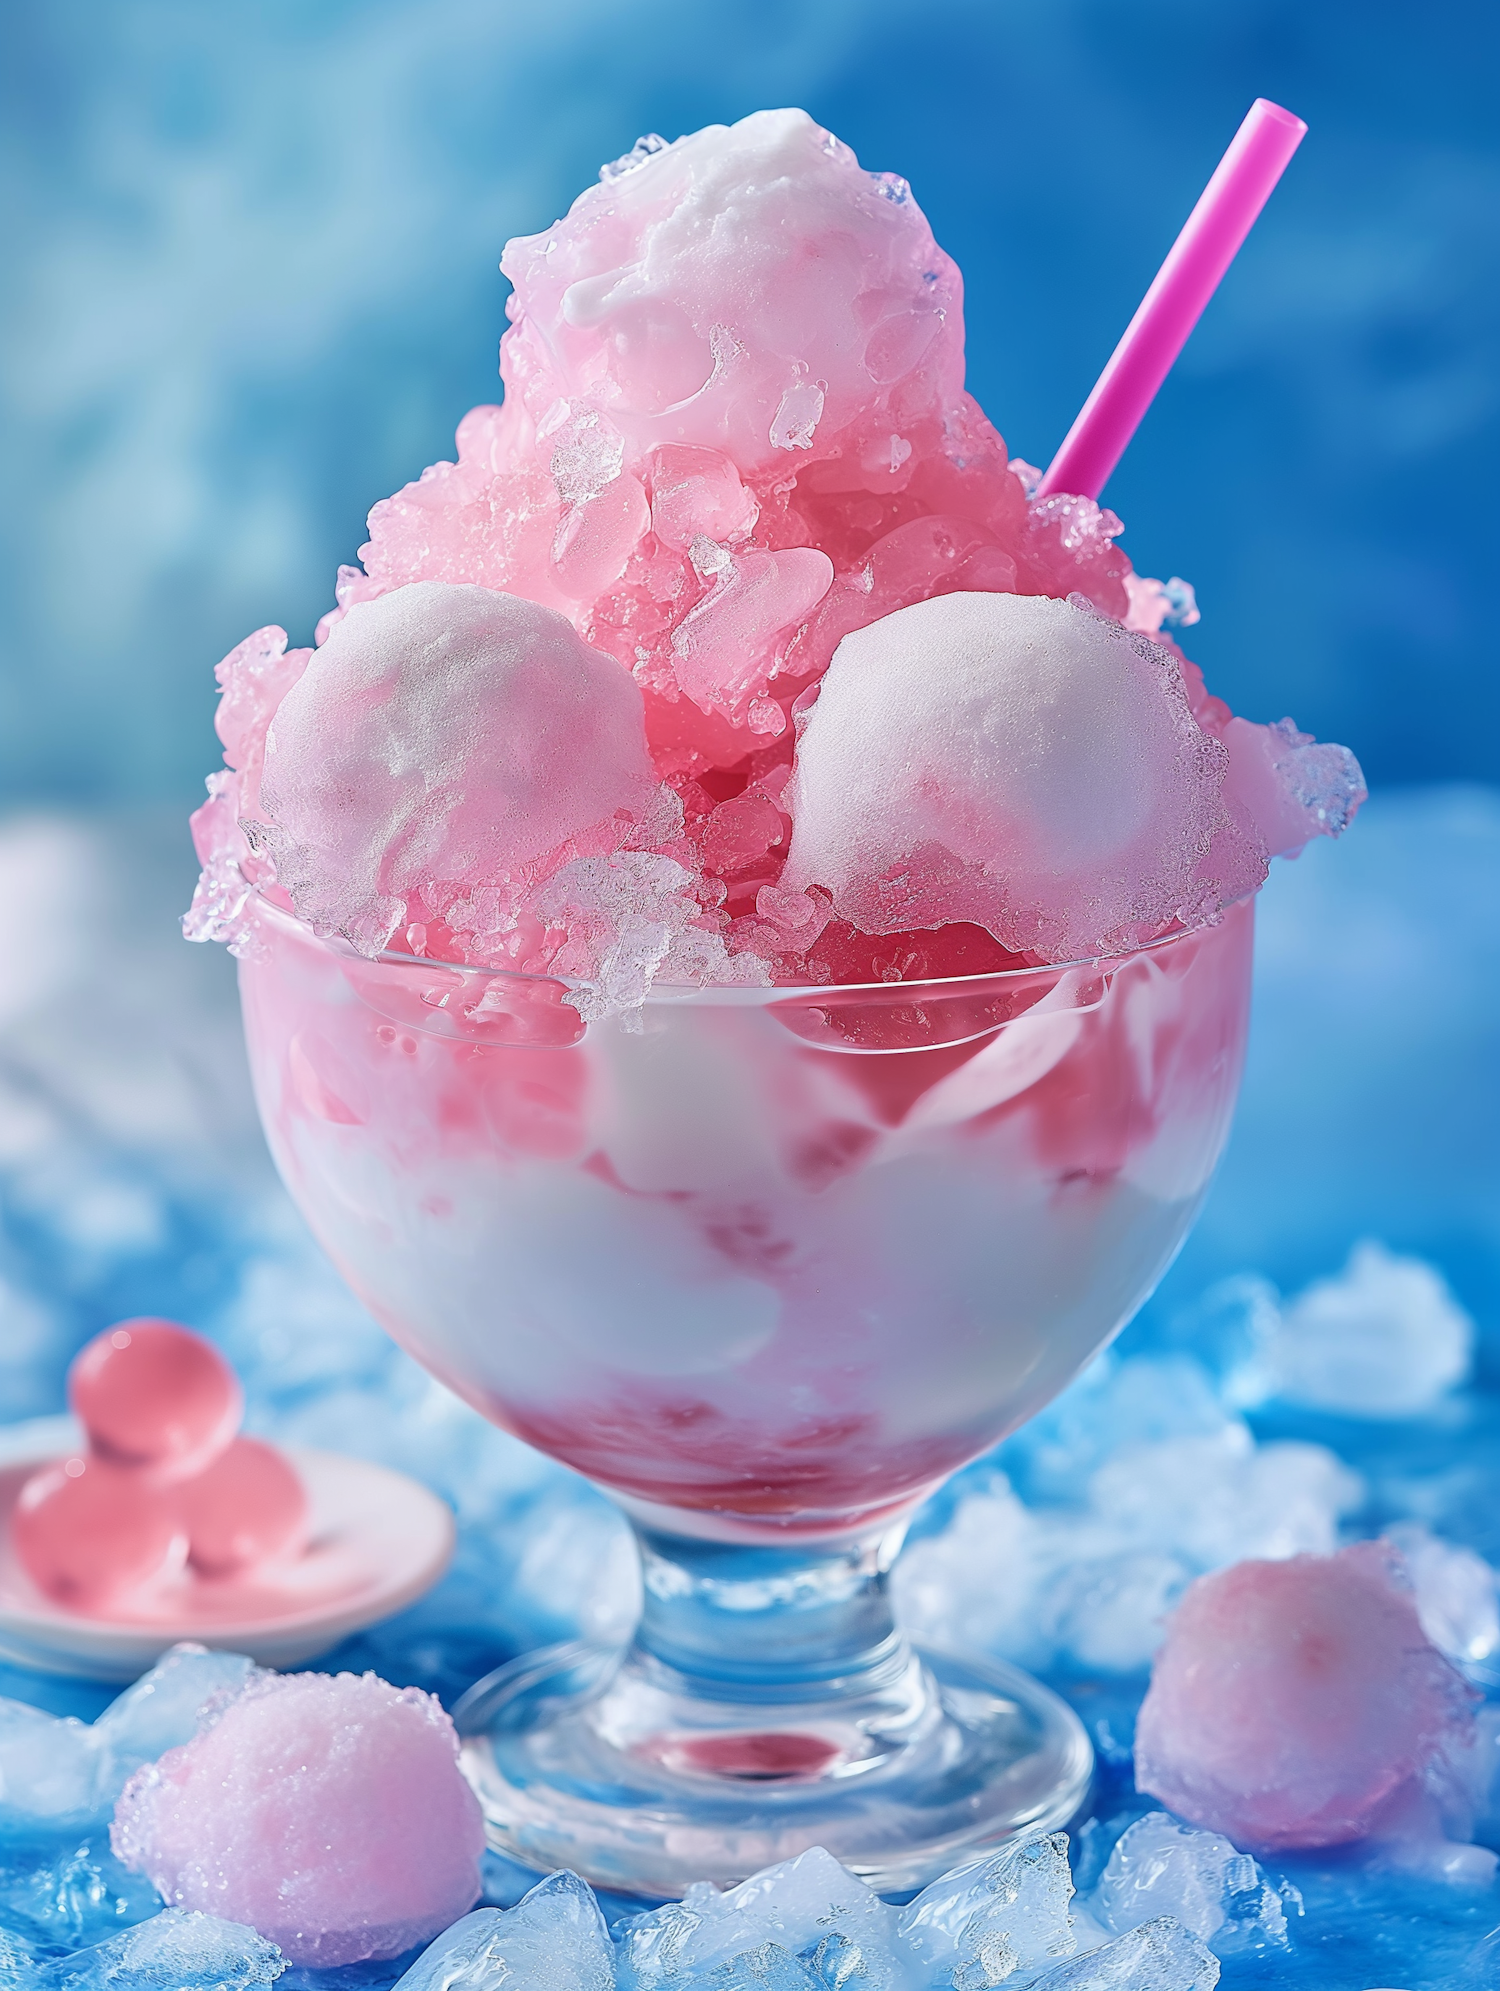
left=0, top=1836, right=161, bottom=1952
left=550, top=410, right=626, bottom=507
left=394, top=1871, right=614, bottom=1990
left=893, top=1356, right=1359, bottom=1675
left=601, top=132, right=671, bottom=182
left=1090, top=1813, right=1289, bottom=1953
left=897, top=1832, right=1075, bottom=1985
left=111, top=1670, right=485, bottom=1965
left=1385, top=1523, right=1500, bottom=1679
left=770, top=375, right=827, bottom=451
left=1135, top=1542, right=1474, bottom=1850
left=1123, top=575, right=1199, bottom=638
left=26, top=1907, right=284, bottom=1989
left=0, top=1646, right=247, bottom=1843
left=93, top=1645, right=258, bottom=1768
left=1027, top=1917, right=1218, bottom=1989
left=1269, top=718, right=1366, bottom=836
left=618, top=1847, right=902, bottom=1991
left=1270, top=1240, right=1474, bottom=1416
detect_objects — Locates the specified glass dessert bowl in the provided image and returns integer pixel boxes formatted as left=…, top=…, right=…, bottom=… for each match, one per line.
left=237, top=889, right=1254, bottom=1896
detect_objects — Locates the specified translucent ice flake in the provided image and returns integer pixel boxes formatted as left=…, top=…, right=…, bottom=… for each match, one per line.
left=617, top=1846, right=904, bottom=1991
left=1385, top=1524, right=1500, bottom=1681
left=0, top=1646, right=248, bottom=1843
left=256, top=583, right=665, bottom=957
left=671, top=545, right=833, bottom=727
left=394, top=1872, right=614, bottom=1991
left=1135, top=1542, right=1474, bottom=1851
left=1090, top=1814, right=1289, bottom=1953
left=1027, top=1918, right=1218, bottom=1990
left=111, top=1670, right=485, bottom=1965
left=782, top=593, right=1264, bottom=963
left=1271, top=1240, right=1475, bottom=1416
left=897, top=1832, right=1076, bottom=1986
left=0, top=1835, right=162, bottom=1952
left=500, top=109, right=965, bottom=475
left=534, top=850, right=768, bottom=1021
left=27, top=1907, right=284, bottom=1989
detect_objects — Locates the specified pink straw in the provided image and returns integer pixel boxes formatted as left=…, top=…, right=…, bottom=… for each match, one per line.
left=1037, top=98, right=1307, bottom=502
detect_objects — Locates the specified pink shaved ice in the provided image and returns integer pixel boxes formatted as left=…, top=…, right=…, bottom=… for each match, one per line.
left=110, top=1670, right=485, bottom=1965
left=1134, top=1543, right=1473, bottom=1852
left=187, top=106, right=1364, bottom=1002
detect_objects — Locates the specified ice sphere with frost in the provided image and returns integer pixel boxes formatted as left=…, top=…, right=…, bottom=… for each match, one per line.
left=1090, top=1813, right=1288, bottom=1952
left=111, top=1670, right=484, bottom=1965
left=498, top=108, right=964, bottom=478
left=26, top=1907, right=284, bottom=1989
left=617, top=1846, right=904, bottom=1991
left=897, top=1832, right=1075, bottom=1985
left=1028, top=1917, right=1218, bottom=1989
left=1135, top=1542, right=1473, bottom=1850
left=1270, top=1241, right=1475, bottom=1416
left=782, top=593, right=1264, bottom=961
left=256, top=582, right=666, bottom=956
left=393, top=1872, right=614, bottom=1991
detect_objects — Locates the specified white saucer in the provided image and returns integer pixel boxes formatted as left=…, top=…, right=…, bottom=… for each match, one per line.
left=0, top=1419, right=455, bottom=1680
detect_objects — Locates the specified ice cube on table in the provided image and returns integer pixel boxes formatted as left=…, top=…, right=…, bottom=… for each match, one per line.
left=617, top=1847, right=904, bottom=1991
left=0, top=1645, right=255, bottom=1843
left=0, top=1835, right=162, bottom=1951
left=896, top=1832, right=1075, bottom=1986
left=27, top=1907, right=283, bottom=1989
left=111, top=1670, right=484, bottom=1966
left=1270, top=1241, right=1475, bottom=1417
left=256, top=582, right=666, bottom=958
left=1134, top=1543, right=1474, bottom=1850
left=92, top=1644, right=257, bottom=1768
left=782, top=593, right=1265, bottom=964
left=1027, top=1917, right=1218, bottom=1989
left=1090, top=1813, right=1289, bottom=1952
left=393, top=1872, right=615, bottom=1991
left=1385, top=1524, right=1500, bottom=1680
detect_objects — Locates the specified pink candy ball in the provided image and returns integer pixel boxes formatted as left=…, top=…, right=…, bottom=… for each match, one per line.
left=180, top=1437, right=309, bottom=1578
left=69, top=1319, right=242, bottom=1483
left=1134, top=1543, right=1472, bottom=1850
left=13, top=1455, right=188, bottom=1608
left=111, top=1671, right=486, bottom=1965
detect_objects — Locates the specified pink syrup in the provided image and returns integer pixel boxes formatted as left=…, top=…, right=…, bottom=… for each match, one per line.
left=11, top=1319, right=310, bottom=1618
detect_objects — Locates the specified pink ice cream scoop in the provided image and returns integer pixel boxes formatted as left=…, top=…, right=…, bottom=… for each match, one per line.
left=11, top=1319, right=307, bottom=1615
left=111, top=1670, right=486, bottom=1965
left=1134, top=1542, right=1473, bottom=1850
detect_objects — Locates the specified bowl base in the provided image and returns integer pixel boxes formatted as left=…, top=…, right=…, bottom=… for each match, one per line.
left=455, top=1637, right=1092, bottom=1900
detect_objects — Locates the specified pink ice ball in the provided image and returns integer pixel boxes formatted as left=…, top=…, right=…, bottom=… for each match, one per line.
left=1134, top=1542, right=1472, bottom=1851
left=69, top=1319, right=242, bottom=1482
left=111, top=1670, right=485, bottom=1965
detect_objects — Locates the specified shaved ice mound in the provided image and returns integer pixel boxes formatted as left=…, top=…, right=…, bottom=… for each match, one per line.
left=187, top=106, right=1364, bottom=1009
left=1134, top=1542, right=1473, bottom=1851
left=110, top=1669, right=485, bottom=1965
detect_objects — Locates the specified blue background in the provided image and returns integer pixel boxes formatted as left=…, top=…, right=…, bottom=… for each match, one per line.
left=3, top=0, right=1496, bottom=809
